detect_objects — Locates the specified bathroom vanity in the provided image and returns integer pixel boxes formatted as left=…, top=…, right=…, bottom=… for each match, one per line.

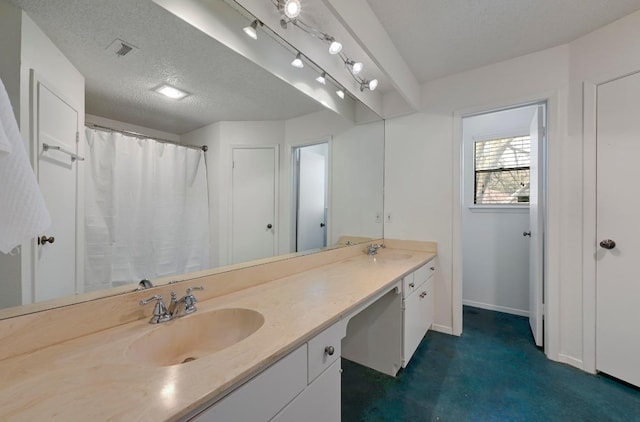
left=0, top=240, right=437, bottom=421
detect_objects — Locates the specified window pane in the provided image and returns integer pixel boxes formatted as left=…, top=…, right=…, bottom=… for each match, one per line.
left=474, top=136, right=530, bottom=204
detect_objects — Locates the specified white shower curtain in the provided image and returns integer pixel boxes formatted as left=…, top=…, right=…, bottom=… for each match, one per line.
left=84, top=128, right=210, bottom=292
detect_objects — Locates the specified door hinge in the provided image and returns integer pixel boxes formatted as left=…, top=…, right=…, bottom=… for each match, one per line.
left=76, top=131, right=79, bottom=143
left=232, top=160, right=235, bottom=169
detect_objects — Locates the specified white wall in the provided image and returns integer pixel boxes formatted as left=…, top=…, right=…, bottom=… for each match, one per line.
left=384, top=8, right=640, bottom=372
left=461, top=106, right=536, bottom=316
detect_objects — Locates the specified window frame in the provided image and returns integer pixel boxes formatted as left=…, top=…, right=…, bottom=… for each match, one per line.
left=468, top=133, right=531, bottom=211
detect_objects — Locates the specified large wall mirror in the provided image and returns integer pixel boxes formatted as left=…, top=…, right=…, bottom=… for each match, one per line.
left=0, top=0, right=384, bottom=317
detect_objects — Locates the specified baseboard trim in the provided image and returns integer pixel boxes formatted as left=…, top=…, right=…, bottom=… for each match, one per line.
left=432, top=324, right=454, bottom=335
left=463, top=300, right=529, bottom=317
left=558, top=354, right=588, bottom=372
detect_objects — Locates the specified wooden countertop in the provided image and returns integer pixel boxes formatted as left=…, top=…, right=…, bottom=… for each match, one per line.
left=0, top=246, right=435, bottom=421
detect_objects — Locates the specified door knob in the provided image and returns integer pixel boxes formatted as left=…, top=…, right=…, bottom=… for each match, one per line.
left=523, top=231, right=531, bottom=237
left=320, top=222, right=325, bottom=228
left=38, top=235, right=55, bottom=245
left=599, top=239, right=616, bottom=250
left=266, top=224, right=273, bottom=229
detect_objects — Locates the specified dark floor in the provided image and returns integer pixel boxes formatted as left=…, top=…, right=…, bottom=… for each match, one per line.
left=342, top=306, right=640, bottom=421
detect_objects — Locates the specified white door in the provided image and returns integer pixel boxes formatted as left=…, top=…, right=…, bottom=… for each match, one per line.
left=595, top=71, right=640, bottom=387
left=36, top=82, right=79, bottom=302
left=231, top=147, right=277, bottom=264
left=296, top=145, right=327, bottom=251
left=528, top=105, right=544, bottom=347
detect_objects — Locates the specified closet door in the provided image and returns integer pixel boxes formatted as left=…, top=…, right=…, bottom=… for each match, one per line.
left=595, top=70, right=640, bottom=387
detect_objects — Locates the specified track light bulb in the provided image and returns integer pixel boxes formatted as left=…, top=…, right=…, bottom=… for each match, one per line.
left=360, top=79, right=379, bottom=92
left=316, top=72, right=326, bottom=85
left=336, top=89, right=345, bottom=99
left=328, top=40, right=342, bottom=55
left=282, top=0, right=301, bottom=19
left=243, top=20, right=258, bottom=40
left=346, top=59, right=363, bottom=75
left=291, top=53, right=304, bottom=68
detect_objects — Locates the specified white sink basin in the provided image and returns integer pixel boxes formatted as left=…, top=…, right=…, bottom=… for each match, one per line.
left=127, top=308, right=264, bottom=367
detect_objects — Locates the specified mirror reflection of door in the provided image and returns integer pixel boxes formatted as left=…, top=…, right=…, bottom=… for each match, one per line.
left=293, top=143, right=328, bottom=252
left=230, top=146, right=278, bottom=264
left=35, top=79, right=80, bottom=302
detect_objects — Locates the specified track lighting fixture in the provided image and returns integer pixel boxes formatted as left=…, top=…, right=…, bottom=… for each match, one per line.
left=345, top=59, right=363, bottom=75
left=316, top=72, right=327, bottom=85
left=326, top=37, right=342, bottom=55
left=360, top=79, right=379, bottom=92
left=279, top=0, right=301, bottom=19
left=243, top=20, right=260, bottom=40
left=291, top=52, right=304, bottom=68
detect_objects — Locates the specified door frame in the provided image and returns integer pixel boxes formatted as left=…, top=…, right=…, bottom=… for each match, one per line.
left=22, top=69, right=83, bottom=305
left=582, top=69, right=640, bottom=374
left=228, top=145, right=279, bottom=264
left=290, top=140, right=330, bottom=252
left=452, top=90, right=562, bottom=361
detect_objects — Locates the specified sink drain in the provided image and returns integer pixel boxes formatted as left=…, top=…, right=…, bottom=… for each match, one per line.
left=181, top=357, right=197, bottom=364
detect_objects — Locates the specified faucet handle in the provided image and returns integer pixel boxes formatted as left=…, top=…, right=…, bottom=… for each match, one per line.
left=139, top=295, right=171, bottom=324
left=140, top=294, right=162, bottom=305
left=186, top=286, right=204, bottom=295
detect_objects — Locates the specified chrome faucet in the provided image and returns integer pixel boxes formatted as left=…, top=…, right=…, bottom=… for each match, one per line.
left=367, top=243, right=386, bottom=256
left=168, top=286, right=205, bottom=318
left=140, top=286, right=204, bottom=323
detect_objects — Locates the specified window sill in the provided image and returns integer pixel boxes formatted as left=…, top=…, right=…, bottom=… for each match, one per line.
left=467, top=205, right=529, bottom=214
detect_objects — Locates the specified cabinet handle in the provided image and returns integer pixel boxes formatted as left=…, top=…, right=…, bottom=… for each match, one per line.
left=409, top=282, right=415, bottom=288
left=420, top=291, right=427, bottom=298
left=324, top=346, right=335, bottom=356
left=430, top=267, right=435, bottom=271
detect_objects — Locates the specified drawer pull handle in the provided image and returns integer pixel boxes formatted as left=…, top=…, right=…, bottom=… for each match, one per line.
left=409, top=282, right=415, bottom=288
left=324, top=346, right=335, bottom=356
left=430, top=267, right=435, bottom=271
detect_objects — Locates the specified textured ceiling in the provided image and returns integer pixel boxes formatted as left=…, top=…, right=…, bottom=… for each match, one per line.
left=366, top=0, right=640, bottom=84
left=10, top=0, right=324, bottom=134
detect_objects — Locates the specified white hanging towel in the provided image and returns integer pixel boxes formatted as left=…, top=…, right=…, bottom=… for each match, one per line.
left=0, top=77, right=51, bottom=253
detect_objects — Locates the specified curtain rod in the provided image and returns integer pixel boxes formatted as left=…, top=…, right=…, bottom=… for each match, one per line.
left=85, top=122, right=208, bottom=152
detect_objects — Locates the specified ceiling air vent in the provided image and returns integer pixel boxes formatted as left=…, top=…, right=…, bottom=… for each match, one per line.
left=106, top=38, right=138, bottom=58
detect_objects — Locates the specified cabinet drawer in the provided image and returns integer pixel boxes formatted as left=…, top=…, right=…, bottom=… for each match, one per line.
left=308, top=322, right=343, bottom=383
left=414, top=260, right=436, bottom=285
left=191, top=344, right=307, bottom=421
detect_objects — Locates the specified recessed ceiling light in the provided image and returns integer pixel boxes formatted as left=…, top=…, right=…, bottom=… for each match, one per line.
left=291, top=52, right=304, bottom=68
left=336, top=89, right=345, bottom=99
left=154, top=84, right=189, bottom=100
left=316, top=72, right=326, bottom=85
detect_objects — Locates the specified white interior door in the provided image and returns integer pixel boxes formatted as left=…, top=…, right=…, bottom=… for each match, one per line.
left=36, top=82, right=79, bottom=302
left=528, top=105, right=544, bottom=347
left=595, top=71, right=640, bottom=387
left=231, top=147, right=277, bottom=264
left=296, top=145, right=327, bottom=251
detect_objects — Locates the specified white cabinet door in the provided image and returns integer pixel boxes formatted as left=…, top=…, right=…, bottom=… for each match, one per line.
left=402, top=278, right=434, bottom=368
left=271, top=360, right=341, bottom=422
left=191, top=345, right=307, bottom=421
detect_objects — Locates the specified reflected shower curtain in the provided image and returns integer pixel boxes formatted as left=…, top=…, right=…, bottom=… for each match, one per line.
left=84, top=128, right=210, bottom=292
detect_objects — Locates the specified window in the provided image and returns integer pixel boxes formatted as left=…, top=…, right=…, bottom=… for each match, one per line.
left=474, top=135, right=530, bottom=205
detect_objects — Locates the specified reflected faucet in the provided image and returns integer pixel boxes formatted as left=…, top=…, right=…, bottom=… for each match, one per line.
left=367, top=243, right=386, bottom=256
